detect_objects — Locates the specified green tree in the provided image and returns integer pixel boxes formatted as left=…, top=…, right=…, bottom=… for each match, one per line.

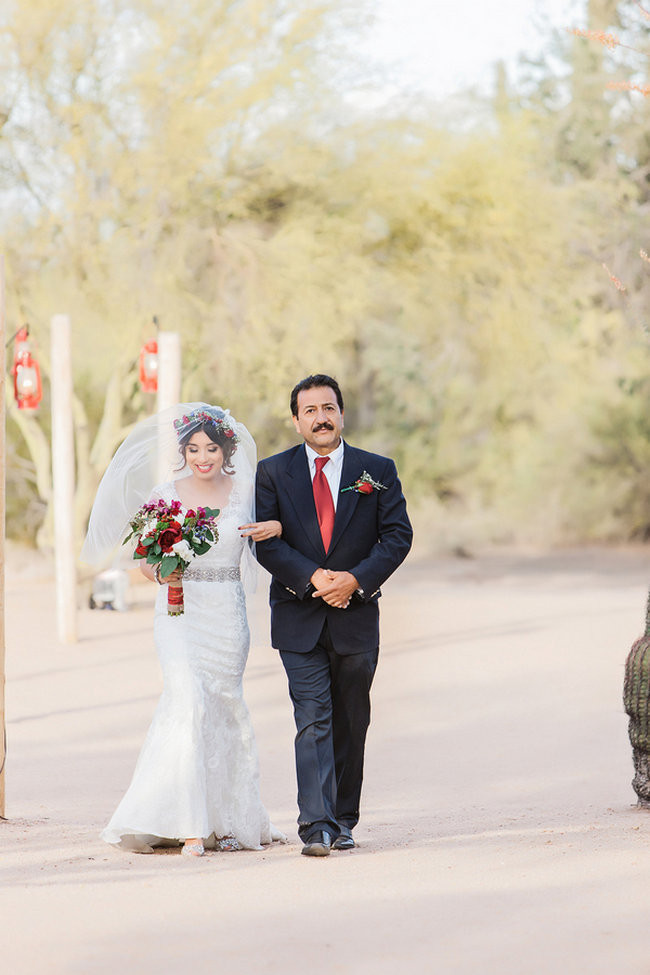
left=0, top=0, right=362, bottom=546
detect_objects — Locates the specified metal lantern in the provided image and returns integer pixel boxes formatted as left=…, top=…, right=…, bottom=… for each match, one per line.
left=139, top=339, right=158, bottom=393
left=13, top=326, right=43, bottom=411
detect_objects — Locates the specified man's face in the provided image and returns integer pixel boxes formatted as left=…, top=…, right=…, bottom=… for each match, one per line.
left=292, top=386, right=344, bottom=455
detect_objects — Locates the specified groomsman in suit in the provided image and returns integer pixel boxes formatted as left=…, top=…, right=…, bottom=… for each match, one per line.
left=255, top=374, right=412, bottom=856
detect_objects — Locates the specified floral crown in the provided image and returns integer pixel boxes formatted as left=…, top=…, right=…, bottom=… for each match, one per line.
left=173, top=408, right=239, bottom=445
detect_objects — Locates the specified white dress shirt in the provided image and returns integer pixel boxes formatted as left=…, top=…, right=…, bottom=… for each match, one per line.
left=304, top=440, right=344, bottom=511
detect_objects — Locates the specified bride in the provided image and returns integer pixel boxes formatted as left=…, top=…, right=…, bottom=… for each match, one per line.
left=82, top=403, right=284, bottom=857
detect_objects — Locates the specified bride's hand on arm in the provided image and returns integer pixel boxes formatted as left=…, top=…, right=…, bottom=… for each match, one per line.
left=238, top=520, right=282, bottom=541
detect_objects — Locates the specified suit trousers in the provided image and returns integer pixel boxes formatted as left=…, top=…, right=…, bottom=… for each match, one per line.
left=280, top=621, right=379, bottom=843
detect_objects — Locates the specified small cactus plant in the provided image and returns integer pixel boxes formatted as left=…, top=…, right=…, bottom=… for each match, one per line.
left=624, top=591, right=650, bottom=806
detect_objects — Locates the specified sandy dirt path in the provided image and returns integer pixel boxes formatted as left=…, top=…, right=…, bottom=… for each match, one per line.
left=2, top=546, right=650, bottom=974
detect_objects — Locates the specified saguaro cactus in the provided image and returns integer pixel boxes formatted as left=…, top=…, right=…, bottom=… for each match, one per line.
left=624, top=592, right=650, bottom=806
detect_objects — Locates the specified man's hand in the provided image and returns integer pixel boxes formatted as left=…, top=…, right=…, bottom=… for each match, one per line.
left=311, top=569, right=359, bottom=609
left=310, top=567, right=332, bottom=592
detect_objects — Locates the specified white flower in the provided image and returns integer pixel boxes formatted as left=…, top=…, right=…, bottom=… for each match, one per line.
left=171, top=539, right=195, bottom=562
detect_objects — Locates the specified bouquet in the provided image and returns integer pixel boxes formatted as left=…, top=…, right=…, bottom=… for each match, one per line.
left=123, top=499, right=220, bottom=616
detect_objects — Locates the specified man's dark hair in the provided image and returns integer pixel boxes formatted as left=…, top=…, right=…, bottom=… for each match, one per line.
left=290, top=374, right=344, bottom=416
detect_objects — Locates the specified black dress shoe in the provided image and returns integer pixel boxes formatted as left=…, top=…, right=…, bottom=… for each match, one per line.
left=332, top=826, right=355, bottom=850
left=301, top=830, right=332, bottom=857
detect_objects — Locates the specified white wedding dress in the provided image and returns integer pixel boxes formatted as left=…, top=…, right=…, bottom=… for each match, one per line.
left=101, top=478, right=278, bottom=852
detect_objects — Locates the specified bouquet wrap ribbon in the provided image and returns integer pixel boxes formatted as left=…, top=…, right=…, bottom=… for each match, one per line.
left=167, top=581, right=184, bottom=616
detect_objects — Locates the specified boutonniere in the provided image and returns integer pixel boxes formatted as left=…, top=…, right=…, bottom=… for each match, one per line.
left=341, top=471, right=387, bottom=495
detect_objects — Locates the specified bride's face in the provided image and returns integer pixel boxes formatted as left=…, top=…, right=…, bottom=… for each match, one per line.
left=185, top=430, right=224, bottom=481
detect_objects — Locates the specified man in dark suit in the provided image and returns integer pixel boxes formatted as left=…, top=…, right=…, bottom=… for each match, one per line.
left=255, top=374, right=412, bottom=856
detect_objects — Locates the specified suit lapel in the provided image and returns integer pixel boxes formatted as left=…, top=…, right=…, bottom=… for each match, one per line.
left=284, top=445, right=326, bottom=558
left=282, top=442, right=363, bottom=560
left=328, top=442, right=361, bottom=554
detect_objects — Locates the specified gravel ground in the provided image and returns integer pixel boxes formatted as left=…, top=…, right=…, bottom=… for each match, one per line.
left=2, top=545, right=650, bottom=975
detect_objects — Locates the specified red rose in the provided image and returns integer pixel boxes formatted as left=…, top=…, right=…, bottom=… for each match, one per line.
left=358, top=482, right=374, bottom=494
left=158, top=520, right=183, bottom=552
left=134, top=540, right=148, bottom=557
left=224, top=429, right=234, bottom=438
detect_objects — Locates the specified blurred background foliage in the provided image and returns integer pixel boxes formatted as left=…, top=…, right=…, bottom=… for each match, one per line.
left=2, top=0, right=650, bottom=551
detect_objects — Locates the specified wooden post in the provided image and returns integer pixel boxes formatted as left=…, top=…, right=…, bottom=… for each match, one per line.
left=156, top=332, right=182, bottom=481
left=0, top=256, right=6, bottom=816
left=50, top=315, right=77, bottom=644
left=156, top=331, right=182, bottom=413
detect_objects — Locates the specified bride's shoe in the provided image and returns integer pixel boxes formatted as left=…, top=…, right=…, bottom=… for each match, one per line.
left=216, top=835, right=241, bottom=852
left=181, top=839, right=205, bottom=857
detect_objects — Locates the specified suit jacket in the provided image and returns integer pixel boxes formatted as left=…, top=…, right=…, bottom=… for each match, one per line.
left=255, top=441, right=413, bottom=654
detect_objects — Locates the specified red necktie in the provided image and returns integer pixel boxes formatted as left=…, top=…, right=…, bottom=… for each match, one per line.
left=313, top=456, right=335, bottom=551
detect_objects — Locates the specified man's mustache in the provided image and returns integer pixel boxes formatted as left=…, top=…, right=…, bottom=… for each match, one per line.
left=312, top=422, right=334, bottom=432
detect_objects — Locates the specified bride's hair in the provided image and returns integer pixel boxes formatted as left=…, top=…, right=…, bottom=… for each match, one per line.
left=177, top=420, right=237, bottom=475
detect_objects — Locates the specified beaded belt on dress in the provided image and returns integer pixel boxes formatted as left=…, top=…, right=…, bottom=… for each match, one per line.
left=182, top=566, right=241, bottom=582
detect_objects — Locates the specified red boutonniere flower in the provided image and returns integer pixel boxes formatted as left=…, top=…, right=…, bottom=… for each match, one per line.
left=341, top=471, right=387, bottom=495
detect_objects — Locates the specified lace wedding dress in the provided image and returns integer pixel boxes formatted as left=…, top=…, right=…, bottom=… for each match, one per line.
left=101, top=478, right=278, bottom=852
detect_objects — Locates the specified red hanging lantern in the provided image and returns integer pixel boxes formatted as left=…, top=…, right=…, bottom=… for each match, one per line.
left=139, top=339, right=158, bottom=393
left=13, top=326, right=43, bottom=411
